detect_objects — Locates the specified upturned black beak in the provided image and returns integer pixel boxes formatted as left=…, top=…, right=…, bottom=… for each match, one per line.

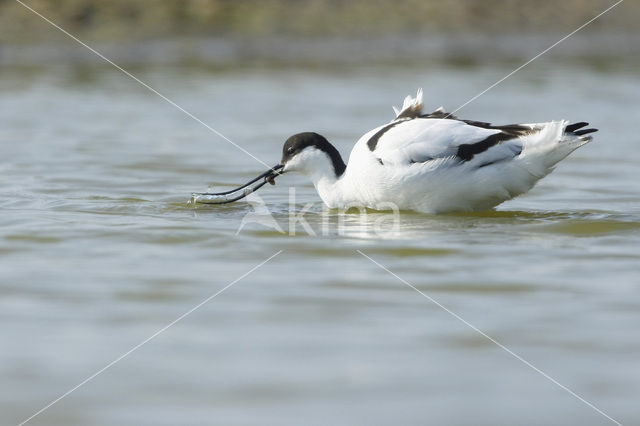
left=192, top=164, right=284, bottom=204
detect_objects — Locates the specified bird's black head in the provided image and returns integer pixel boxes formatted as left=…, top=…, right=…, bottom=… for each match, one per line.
left=281, top=132, right=346, bottom=177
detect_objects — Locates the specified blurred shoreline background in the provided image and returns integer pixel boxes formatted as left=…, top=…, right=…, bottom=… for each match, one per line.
left=2, top=0, right=639, bottom=66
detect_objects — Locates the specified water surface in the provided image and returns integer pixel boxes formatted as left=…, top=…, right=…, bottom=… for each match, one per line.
left=1, top=59, right=639, bottom=425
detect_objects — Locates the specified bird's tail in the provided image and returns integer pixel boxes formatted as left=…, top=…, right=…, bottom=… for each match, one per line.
left=563, top=121, right=598, bottom=141
left=520, top=120, right=597, bottom=174
left=557, top=121, right=597, bottom=161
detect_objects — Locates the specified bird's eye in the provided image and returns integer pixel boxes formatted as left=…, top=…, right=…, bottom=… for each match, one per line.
left=287, top=147, right=295, bottom=154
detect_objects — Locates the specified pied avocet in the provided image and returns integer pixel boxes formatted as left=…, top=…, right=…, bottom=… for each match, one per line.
left=193, top=89, right=597, bottom=213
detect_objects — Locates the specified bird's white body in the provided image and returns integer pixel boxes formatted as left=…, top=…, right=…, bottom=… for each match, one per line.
left=282, top=90, right=594, bottom=214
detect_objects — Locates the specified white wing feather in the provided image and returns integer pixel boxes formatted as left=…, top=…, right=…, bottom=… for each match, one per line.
left=371, top=119, right=507, bottom=166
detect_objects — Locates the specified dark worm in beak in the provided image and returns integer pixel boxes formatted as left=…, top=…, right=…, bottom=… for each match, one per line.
left=191, top=164, right=284, bottom=204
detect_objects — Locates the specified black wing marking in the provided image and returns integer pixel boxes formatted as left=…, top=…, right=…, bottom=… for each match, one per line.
left=565, top=121, right=598, bottom=136
left=456, top=133, right=519, bottom=162
left=421, top=108, right=534, bottom=137
left=367, top=120, right=405, bottom=151
left=419, top=109, right=533, bottom=161
left=421, top=108, right=598, bottom=139
left=565, top=122, right=589, bottom=132
left=420, top=109, right=458, bottom=120
left=419, top=108, right=535, bottom=161
left=574, top=128, right=598, bottom=136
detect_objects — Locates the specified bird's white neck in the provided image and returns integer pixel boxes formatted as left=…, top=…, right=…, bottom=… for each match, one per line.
left=302, top=157, right=344, bottom=208
left=312, top=172, right=345, bottom=209
left=284, top=147, right=347, bottom=208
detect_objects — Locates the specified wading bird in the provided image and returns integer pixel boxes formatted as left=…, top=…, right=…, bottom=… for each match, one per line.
left=193, top=89, right=596, bottom=213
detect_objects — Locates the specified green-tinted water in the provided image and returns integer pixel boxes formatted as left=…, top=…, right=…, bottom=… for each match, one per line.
left=1, top=60, right=639, bottom=425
